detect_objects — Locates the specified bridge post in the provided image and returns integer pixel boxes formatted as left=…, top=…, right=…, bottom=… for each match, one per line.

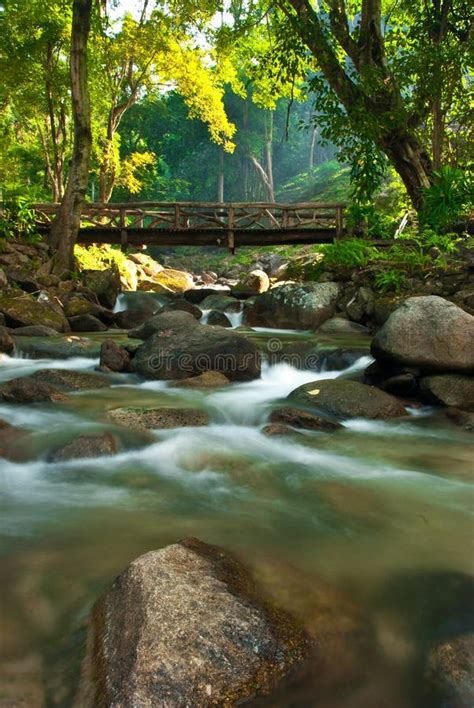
left=228, top=205, right=235, bottom=254
left=335, top=206, right=344, bottom=237
left=119, top=207, right=128, bottom=251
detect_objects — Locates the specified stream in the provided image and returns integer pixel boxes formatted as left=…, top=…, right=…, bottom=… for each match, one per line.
left=0, top=300, right=473, bottom=707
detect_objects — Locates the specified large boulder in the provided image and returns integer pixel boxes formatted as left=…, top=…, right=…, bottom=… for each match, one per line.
left=420, top=374, right=474, bottom=411
left=0, top=294, right=69, bottom=332
left=199, top=293, right=242, bottom=313
left=108, top=406, right=209, bottom=430
left=268, top=406, right=342, bottom=432
left=245, top=282, right=341, bottom=329
left=75, top=538, right=311, bottom=707
left=68, top=314, right=108, bottom=332
left=236, top=268, right=270, bottom=294
left=206, top=310, right=232, bottom=327
left=372, top=296, right=474, bottom=372
left=130, top=323, right=261, bottom=381
left=129, top=310, right=199, bottom=340
left=82, top=268, right=121, bottom=310
left=288, top=378, right=406, bottom=420
left=155, top=298, right=202, bottom=320
left=114, top=308, right=151, bottom=330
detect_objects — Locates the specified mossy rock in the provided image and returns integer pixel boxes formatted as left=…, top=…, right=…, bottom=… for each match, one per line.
left=0, top=294, right=69, bottom=332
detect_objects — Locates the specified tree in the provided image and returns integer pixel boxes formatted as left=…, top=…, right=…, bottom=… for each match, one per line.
left=48, top=0, right=92, bottom=274
left=274, top=0, right=472, bottom=210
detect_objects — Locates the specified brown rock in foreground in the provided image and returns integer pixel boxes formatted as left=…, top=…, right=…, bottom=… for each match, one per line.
left=76, top=538, right=312, bottom=707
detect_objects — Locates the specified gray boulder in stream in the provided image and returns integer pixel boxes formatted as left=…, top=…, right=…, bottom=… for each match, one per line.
left=245, top=282, right=341, bottom=329
left=371, top=296, right=474, bottom=372
left=288, top=379, right=406, bottom=420
left=75, top=538, right=312, bottom=707
left=130, top=321, right=261, bottom=381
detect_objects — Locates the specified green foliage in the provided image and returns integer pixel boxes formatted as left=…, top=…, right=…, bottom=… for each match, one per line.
left=0, top=192, right=41, bottom=242
left=420, top=167, right=473, bottom=230
left=417, top=228, right=460, bottom=253
left=320, top=238, right=375, bottom=267
left=74, top=244, right=129, bottom=273
left=374, top=269, right=405, bottom=294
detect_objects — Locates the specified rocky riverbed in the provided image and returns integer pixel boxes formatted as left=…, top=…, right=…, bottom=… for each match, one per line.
left=0, top=243, right=473, bottom=707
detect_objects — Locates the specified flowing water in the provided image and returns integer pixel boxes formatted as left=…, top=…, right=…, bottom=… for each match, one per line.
left=0, top=307, right=473, bottom=707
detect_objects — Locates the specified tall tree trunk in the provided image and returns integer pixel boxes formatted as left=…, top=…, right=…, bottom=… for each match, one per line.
left=309, top=125, right=317, bottom=169
left=217, top=150, right=224, bottom=202
left=48, top=0, right=92, bottom=275
left=380, top=130, right=432, bottom=211
left=264, top=112, right=274, bottom=200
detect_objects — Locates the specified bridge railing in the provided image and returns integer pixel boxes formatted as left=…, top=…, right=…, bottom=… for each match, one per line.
left=33, top=201, right=346, bottom=235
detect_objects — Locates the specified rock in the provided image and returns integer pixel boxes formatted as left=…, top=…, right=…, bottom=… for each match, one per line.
left=138, top=268, right=193, bottom=293
left=5, top=267, right=39, bottom=293
left=372, top=295, right=403, bottom=325
left=268, top=406, right=342, bottom=431
left=424, top=634, right=474, bottom=708
left=0, top=325, right=14, bottom=353
left=372, top=296, right=474, bottom=372
left=445, top=408, right=474, bottom=432
left=184, top=287, right=230, bottom=305
left=99, top=340, right=130, bottom=372
left=245, top=282, right=341, bottom=330
left=364, top=360, right=419, bottom=397
left=0, top=376, right=65, bottom=404
left=82, top=268, right=121, bottom=309
left=420, top=374, right=474, bottom=411
left=76, top=538, right=311, bottom=707
left=120, top=259, right=138, bottom=291
left=206, top=310, right=232, bottom=327
left=13, top=336, right=101, bottom=360
left=199, top=293, right=242, bottom=313
left=64, top=294, right=114, bottom=324
left=0, top=267, right=8, bottom=289
left=288, top=378, right=406, bottom=420
left=0, top=419, right=30, bottom=460
left=114, top=308, right=151, bottom=330
left=130, top=324, right=261, bottom=381
left=49, top=432, right=120, bottom=461
left=129, top=310, right=199, bottom=340
left=127, top=252, right=163, bottom=276
left=319, top=317, right=368, bottom=334
left=155, top=299, right=202, bottom=320
left=236, top=269, right=270, bottom=294
left=345, top=286, right=375, bottom=323
left=108, top=406, right=209, bottom=430
left=0, top=294, right=69, bottom=332
left=171, top=371, right=230, bottom=388
left=32, top=369, right=111, bottom=392
left=68, top=314, right=108, bottom=332
left=262, top=423, right=301, bottom=436
left=8, top=325, right=58, bottom=337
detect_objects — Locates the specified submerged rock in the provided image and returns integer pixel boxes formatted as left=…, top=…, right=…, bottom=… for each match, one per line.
left=108, top=406, right=209, bottom=430
left=49, top=432, right=120, bottom=461
left=420, top=374, right=474, bottom=411
left=13, top=336, right=101, bottom=360
left=262, top=423, right=303, bottom=437
left=0, top=376, right=66, bottom=404
left=245, top=282, right=341, bottom=330
left=171, top=370, right=230, bottom=388
left=155, top=298, right=202, bottom=320
left=76, top=538, right=311, bottom=707
left=130, top=324, right=261, bottom=382
left=199, top=293, right=242, bottom=312
left=372, top=296, right=474, bottom=372
left=32, top=369, right=111, bottom=392
left=445, top=407, right=474, bottom=432
left=7, top=325, right=58, bottom=337
left=68, top=314, right=108, bottom=332
left=113, top=308, right=151, bottom=330
left=424, top=634, right=474, bottom=708
left=268, top=406, right=342, bottom=432
left=0, top=419, right=30, bottom=461
left=288, top=379, right=406, bottom=420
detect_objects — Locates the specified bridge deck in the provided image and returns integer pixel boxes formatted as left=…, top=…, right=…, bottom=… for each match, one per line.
left=34, top=201, right=348, bottom=250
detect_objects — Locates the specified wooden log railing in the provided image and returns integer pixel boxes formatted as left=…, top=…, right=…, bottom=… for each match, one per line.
left=33, top=201, right=348, bottom=251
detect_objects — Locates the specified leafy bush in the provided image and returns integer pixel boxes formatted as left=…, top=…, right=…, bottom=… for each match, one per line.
left=420, top=167, right=473, bottom=230
left=0, top=192, right=40, bottom=242
left=321, top=238, right=376, bottom=267
left=374, top=269, right=405, bottom=293
left=74, top=244, right=129, bottom=273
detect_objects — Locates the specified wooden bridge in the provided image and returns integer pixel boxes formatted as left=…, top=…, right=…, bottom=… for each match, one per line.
left=34, top=201, right=347, bottom=251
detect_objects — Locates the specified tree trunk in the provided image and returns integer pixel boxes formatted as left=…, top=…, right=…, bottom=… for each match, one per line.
left=309, top=125, right=317, bottom=169
left=48, top=0, right=92, bottom=275
left=381, top=131, right=432, bottom=211
left=217, top=150, right=224, bottom=202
